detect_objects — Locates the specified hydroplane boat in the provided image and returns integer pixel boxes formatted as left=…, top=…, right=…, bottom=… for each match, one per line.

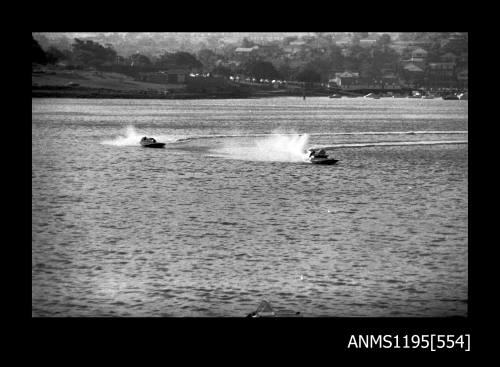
left=140, top=136, right=165, bottom=148
left=246, top=300, right=301, bottom=317
left=308, top=148, right=339, bottom=165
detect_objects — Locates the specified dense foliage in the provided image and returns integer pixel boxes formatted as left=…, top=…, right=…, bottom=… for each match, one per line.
left=295, top=68, right=322, bottom=83
left=32, top=36, right=47, bottom=64
left=72, top=39, right=118, bottom=67
left=155, top=51, right=202, bottom=69
left=240, top=60, right=281, bottom=80
left=32, top=33, right=468, bottom=86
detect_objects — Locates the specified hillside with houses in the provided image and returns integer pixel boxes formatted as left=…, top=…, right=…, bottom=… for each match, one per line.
left=32, top=32, right=468, bottom=99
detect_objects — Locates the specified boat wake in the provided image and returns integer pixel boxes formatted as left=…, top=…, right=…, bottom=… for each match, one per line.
left=208, top=134, right=467, bottom=162
left=321, top=140, right=468, bottom=149
left=101, top=127, right=467, bottom=160
left=174, top=130, right=468, bottom=143
left=102, top=127, right=468, bottom=147
left=318, top=130, right=468, bottom=136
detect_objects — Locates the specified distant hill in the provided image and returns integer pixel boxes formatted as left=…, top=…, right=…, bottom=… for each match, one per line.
left=33, top=32, right=317, bottom=56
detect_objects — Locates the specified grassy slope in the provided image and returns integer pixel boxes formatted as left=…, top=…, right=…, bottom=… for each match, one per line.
left=31, top=68, right=325, bottom=98
left=32, top=69, right=185, bottom=91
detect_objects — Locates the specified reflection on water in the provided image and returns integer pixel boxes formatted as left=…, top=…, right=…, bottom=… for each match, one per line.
left=32, top=97, right=468, bottom=317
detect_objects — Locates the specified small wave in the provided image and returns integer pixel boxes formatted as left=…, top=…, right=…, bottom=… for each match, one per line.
left=322, top=140, right=468, bottom=149
left=175, top=137, right=195, bottom=142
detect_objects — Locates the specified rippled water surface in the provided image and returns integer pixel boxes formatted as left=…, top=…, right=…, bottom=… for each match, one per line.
left=32, top=97, right=468, bottom=317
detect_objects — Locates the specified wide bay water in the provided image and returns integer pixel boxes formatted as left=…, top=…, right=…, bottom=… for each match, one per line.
left=32, top=97, right=468, bottom=317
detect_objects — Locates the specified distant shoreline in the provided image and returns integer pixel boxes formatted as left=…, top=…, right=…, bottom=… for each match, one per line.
left=32, top=68, right=466, bottom=101
left=32, top=87, right=330, bottom=100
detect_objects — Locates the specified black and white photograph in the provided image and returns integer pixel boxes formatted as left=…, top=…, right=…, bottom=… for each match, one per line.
left=32, top=32, right=468, bottom=325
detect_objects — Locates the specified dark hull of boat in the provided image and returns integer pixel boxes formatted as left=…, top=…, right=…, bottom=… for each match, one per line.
left=141, top=142, right=165, bottom=148
left=310, top=158, right=338, bottom=165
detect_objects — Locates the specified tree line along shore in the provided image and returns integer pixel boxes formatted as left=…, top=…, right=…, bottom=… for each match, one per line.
left=33, top=67, right=466, bottom=100
left=31, top=76, right=462, bottom=100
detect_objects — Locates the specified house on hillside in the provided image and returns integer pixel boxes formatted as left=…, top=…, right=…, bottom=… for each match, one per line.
left=328, top=71, right=360, bottom=87
left=333, top=34, right=351, bottom=46
left=283, top=41, right=306, bottom=55
left=335, top=71, right=360, bottom=78
left=215, top=59, right=240, bottom=68
left=405, top=47, right=429, bottom=67
left=401, top=63, right=425, bottom=87
left=403, top=63, right=424, bottom=73
left=331, top=75, right=395, bottom=91
left=427, top=62, right=455, bottom=78
left=380, top=74, right=401, bottom=89
left=425, top=62, right=457, bottom=87
left=289, top=41, right=306, bottom=47
left=458, top=52, right=468, bottom=65
left=440, top=34, right=467, bottom=49
left=401, top=58, right=425, bottom=70
left=456, top=69, right=468, bottom=88
left=450, top=32, right=467, bottom=41
left=389, top=41, right=412, bottom=55
left=440, top=52, right=457, bottom=63
left=235, top=46, right=259, bottom=54
left=234, top=46, right=259, bottom=61
left=329, top=72, right=358, bottom=88
left=411, top=47, right=428, bottom=59
left=359, top=37, right=378, bottom=48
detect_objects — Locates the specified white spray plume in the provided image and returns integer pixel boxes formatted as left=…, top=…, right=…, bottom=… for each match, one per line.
left=102, top=126, right=143, bottom=146
left=212, top=133, right=311, bottom=162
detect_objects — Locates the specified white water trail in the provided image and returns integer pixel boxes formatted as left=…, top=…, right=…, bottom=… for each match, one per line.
left=174, top=130, right=468, bottom=143
left=316, top=130, right=468, bottom=136
left=323, top=140, right=468, bottom=149
left=211, top=133, right=311, bottom=162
